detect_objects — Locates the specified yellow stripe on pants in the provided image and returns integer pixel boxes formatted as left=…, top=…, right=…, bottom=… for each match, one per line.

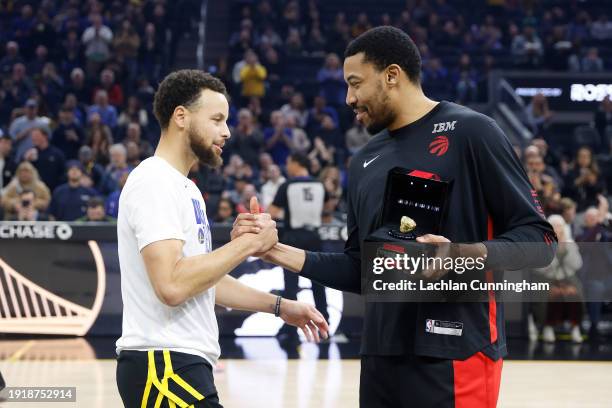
left=140, top=350, right=205, bottom=408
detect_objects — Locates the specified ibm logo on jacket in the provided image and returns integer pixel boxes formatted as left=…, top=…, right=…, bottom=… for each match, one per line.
left=191, top=198, right=212, bottom=252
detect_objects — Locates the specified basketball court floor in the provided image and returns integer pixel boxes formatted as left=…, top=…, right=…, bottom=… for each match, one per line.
left=0, top=337, right=611, bottom=407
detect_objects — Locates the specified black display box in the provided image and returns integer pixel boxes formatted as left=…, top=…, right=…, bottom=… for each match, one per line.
left=366, top=167, right=452, bottom=243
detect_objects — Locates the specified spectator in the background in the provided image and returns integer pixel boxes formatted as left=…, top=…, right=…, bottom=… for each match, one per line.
left=531, top=137, right=562, bottom=173
left=62, top=93, right=87, bottom=128
left=106, top=143, right=132, bottom=191
left=9, top=98, right=51, bottom=160
left=125, top=141, right=142, bottom=168
left=281, top=93, right=308, bottom=129
left=308, top=135, right=335, bottom=168
left=223, top=154, right=254, bottom=182
left=39, top=62, right=65, bottom=114
left=60, top=30, right=83, bottom=77
left=214, top=197, right=235, bottom=224
left=258, top=152, right=274, bottom=183
left=285, top=28, right=303, bottom=56
left=94, top=69, right=124, bottom=108
left=264, top=110, right=293, bottom=166
left=576, top=207, right=612, bottom=342
left=524, top=144, right=564, bottom=189
left=261, top=46, right=283, bottom=92
left=512, top=25, right=544, bottom=68
left=590, top=14, right=612, bottom=40
left=536, top=214, right=584, bottom=343
left=86, top=113, right=113, bottom=166
left=235, top=183, right=260, bottom=213
left=52, top=105, right=85, bottom=160
left=239, top=49, right=267, bottom=101
left=422, top=57, right=450, bottom=100
left=88, top=90, right=118, bottom=129
left=0, top=135, right=17, bottom=191
left=594, top=96, right=612, bottom=143
left=315, top=114, right=345, bottom=164
left=27, top=45, right=49, bottom=77
left=352, top=13, right=372, bottom=38
left=560, top=197, right=578, bottom=235
left=285, top=115, right=311, bottom=156
left=525, top=150, right=561, bottom=213
left=578, top=47, right=604, bottom=73
left=306, top=26, right=326, bottom=57
left=49, top=160, right=98, bottom=221
left=75, top=196, right=114, bottom=223
left=0, top=41, right=24, bottom=76
left=9, top=63, right=33, bottom=106
left=113, top=20, right=141, bottom=83
left=229, top=20, right=254, bottom=59
left=81, top=13, right=113, bottom=75
left=563, top=146, right=605, bottom=211
left=2, top=161, right=51, bottom=220
left=78, top=145, right=113, bottom=195
left=317, top=53, right=346, bottom=107
left=223, top=175, right=250, bottom=206
left=525, top=93, right=553, bottom=135
left=118, top=96, right=149, bottom=134
left=5, top=189, right=51, bottom=221
left=258, top=24, right=283, bottom=50
left=261, top=164, right=286, bottom=209
left=65, top=68, right=90, bottom=107
left=226, top=108, right=263, bottom=168
left=453, top=54, right=478, bottom=104
left=139, top=23, right=162, bottom=81
left=345, top=117, right=369, bottom=154
left=306, top=96, right=339, bottom=135
left=24, top=127, right=66, bottom=192
left=105, top=171, right=129, bottom=219
left=319, top=165, right=344, bottom=222
left=123, top=123, right=153, bottom=160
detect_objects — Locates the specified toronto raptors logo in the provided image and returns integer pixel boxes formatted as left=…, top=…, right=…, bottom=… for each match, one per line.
left=429, top=136, right=449, bottom=156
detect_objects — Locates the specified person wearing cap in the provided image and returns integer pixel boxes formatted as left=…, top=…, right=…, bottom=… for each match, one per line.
left=78, top=145, right=114, bottom=195
left=24, top=127, right=66, bottom=191
left=48, top=160, right=98, bottom=221
left=8, top=98, right=52, bottom=160
left=76, top=196, right=116, bottom=223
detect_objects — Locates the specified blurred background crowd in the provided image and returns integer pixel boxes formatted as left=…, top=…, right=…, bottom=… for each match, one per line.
left=0, top=0, right=610, bottom=244
left=0, top=0, right=611, bottom=343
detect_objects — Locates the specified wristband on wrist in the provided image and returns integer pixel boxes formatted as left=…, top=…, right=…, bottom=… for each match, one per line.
left=274, top=295, right=282, bottom=317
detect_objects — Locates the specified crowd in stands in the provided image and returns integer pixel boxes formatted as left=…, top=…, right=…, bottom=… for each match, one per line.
left=0, top=0, right=610, bottom=340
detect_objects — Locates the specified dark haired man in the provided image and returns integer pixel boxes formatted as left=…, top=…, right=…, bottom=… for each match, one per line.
left=234, top=27, right=556, bottom=407
left=115, top=70, right=328, bottom=408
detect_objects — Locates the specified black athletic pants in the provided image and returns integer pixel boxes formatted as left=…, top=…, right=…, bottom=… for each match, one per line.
left=117, top=350, right=222, bottom=408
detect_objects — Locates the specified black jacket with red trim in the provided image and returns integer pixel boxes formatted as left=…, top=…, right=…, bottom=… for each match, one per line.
left=300, top=101, right=556, bottom=361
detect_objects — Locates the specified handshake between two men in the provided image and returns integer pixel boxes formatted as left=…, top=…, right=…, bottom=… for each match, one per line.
left=229, top=196, right=328, bottom=342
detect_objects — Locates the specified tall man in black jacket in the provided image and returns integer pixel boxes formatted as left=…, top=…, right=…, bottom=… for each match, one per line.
left=233, top=26, right=556, bottom=408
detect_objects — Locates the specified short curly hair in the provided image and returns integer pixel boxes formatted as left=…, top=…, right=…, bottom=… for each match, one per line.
left=153, top=69, right=227, bottom=130
left=344, top=26, right=421, bottom=84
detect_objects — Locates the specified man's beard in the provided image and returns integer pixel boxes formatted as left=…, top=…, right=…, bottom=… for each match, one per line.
left=188, top=124, right=222, bottom=168
left=365, top=87, right=396, bottom=135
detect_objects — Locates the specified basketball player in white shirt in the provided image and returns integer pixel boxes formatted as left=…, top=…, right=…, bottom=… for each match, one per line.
left=116, top=70, right=329, bottom=408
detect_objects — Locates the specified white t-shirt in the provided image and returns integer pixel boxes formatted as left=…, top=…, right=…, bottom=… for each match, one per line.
left=115, top=156, right=219, bottom=365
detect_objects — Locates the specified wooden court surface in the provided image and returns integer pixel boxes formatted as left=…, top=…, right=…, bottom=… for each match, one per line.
left=0, top=339, right=611, bottom=407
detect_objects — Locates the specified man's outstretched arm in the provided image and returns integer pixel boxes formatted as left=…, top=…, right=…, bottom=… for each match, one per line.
left=232, top=197, right=362, bottom=293
left=215, top=275, right=329, bottom=342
